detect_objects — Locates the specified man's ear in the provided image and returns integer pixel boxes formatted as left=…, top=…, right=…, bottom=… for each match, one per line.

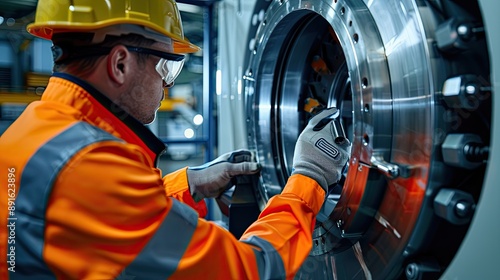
left=107, top=45, right=131, bottom=85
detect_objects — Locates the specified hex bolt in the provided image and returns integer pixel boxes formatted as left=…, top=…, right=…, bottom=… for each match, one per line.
left=441, top=133, right=485, bottom=169
left=436, top=18, right=484, bottom=52
left=455, top=200, right=473, bottom=218
left=463, top=142, right=489, bottom=162
left=406, top=263, right=418, bottom=280
left=441, top=75, right=485, bottom=110
left=465, top=83, right=477, bottom=94
left=405, top=259, right=441, bottom=280
left=434, top=188, right=476, bottom=225
left=457, top=24, right=470, bottom=37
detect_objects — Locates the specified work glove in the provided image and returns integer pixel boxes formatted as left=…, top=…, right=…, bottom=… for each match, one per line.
left=291, top=107, right=351, bottom=192
left=187, top=149, right=261, bottom=202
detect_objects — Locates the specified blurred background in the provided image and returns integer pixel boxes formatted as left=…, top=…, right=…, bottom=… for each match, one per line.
left=0, top=0, right=216, bottom=173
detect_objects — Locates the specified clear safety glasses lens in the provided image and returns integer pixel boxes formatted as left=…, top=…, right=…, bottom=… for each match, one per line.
left=155, top=58, right=185, bottom=85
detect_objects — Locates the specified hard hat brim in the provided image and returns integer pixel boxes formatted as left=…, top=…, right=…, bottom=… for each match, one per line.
left=27, top=20, right=201, bottom=54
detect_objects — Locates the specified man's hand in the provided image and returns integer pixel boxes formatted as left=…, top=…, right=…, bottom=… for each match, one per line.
left=292, top=107, right=351, bottom=192
left=187, top=150, right=261, bottom=202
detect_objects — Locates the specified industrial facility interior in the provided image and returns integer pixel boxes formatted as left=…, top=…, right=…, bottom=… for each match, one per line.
left=0, top=0, right=499, bottom=279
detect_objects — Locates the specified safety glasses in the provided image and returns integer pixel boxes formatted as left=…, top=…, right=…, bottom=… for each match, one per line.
left=52, top=44, right=186, bottom=85
left=125, top=46, right=185, bottom=85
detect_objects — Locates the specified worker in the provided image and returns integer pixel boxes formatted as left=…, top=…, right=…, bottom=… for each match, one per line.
left=0, top=0, right=351, bottom=279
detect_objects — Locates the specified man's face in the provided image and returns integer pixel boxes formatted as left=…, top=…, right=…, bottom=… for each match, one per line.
left=117, top=44, right=169, bottom=124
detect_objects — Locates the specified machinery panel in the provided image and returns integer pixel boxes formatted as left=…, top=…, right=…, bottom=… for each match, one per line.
left=234, top=0, right=494, bottom=278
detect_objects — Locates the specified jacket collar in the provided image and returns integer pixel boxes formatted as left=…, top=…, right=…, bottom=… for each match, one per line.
left=49, top=72, right=166, bottom=166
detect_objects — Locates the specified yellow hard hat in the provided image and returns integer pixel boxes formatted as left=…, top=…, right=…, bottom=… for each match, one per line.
left=27, top=0, right=200, bottom=54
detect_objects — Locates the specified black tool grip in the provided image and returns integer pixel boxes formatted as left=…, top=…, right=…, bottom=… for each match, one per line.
left=312, top=107, right=340, bottom=131
left=228, top=150, right=252, bottom=163
left=313, top=117, right=334, bottom=131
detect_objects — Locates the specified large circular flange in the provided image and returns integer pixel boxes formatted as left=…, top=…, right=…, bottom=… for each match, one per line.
left=244, top=0, right=490, bottom=279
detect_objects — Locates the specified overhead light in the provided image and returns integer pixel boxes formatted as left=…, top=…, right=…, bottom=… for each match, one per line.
left=193, top=114, right=203, bottom=125
left=184, top=128, right=195, bottom=139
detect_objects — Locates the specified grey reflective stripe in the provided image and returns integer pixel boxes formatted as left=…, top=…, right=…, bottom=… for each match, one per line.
left=11, top=122, right=120, bottom=279
left=118, top=199, right=198, bottom=279
left=242, top=236, right=286, bottom=280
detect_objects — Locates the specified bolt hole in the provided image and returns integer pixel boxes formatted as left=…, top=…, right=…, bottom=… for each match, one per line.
left=363, top=134, right=370, bottom=146
left=340, top=7, right=345, bottom=15
left=353, top=33, right=359, bottom=43
left=364, top=104, right=370, bottom=113
left=362, top=77, right=368, bottom=89
left=349, top=20, right=353, bottom=27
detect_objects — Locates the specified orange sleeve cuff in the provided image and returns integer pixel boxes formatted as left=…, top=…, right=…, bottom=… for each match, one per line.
left=281, top=174, right=325, bottom=214
left=163, top=167, right=208, bottom=218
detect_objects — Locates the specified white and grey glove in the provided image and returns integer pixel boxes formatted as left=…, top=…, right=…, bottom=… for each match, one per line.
left=292, top=107, right=351, bottom=192
left=187, top=149, right=261, bottom=202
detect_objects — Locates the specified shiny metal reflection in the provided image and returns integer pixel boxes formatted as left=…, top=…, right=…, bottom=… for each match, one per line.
left=244, top=0, right=489, bottom=278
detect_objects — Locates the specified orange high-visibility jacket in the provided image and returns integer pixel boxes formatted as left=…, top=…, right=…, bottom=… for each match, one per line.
left=0, top=73, right=324, bottom=279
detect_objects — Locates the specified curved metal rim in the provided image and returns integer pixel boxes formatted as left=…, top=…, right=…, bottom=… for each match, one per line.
left=244, top=0, right=490, bottom=278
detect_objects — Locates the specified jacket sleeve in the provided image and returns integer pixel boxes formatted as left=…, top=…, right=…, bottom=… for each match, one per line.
left=241, top=174, right=324, bottom=276
left=44, top=142, right=324, bottom=279
left=163, top=167, right=207, bottom=218
left=169, top=174, right=325, bottom=280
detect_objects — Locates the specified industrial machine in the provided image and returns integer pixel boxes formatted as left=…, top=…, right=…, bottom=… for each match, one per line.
left=220, top=0, right=499, bottom=279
